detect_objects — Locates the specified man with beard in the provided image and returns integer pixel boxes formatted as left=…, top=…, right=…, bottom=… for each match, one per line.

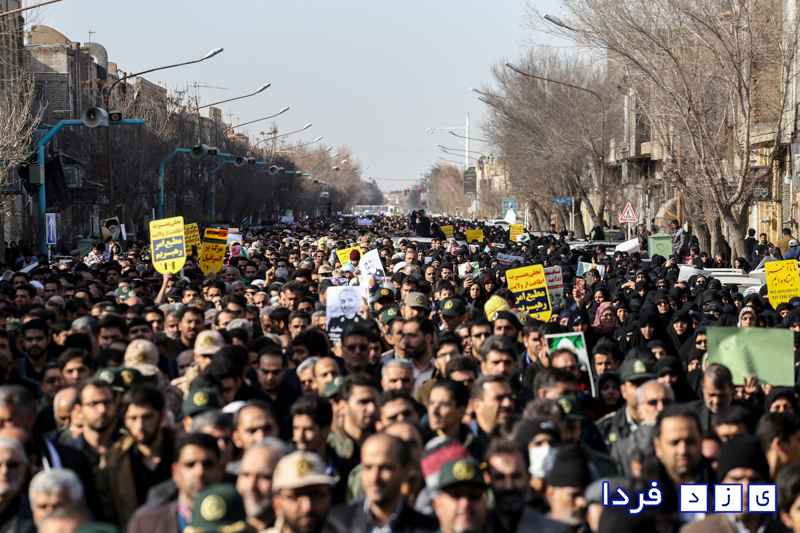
left=98, top=385, right=175, bottom=527
left=545, top=446, right=591, bottom=532
left=236, top=438, right=289, bottom=532
left=485, top=439, right=570, bottom=533
left=0, top=437, right=34, bottom=532
left=328, top=374, right=379, bottom=461
left=168, top=307, right=205, bottom=359
left=432, top=457, right=490, bottom=533
left=66, top=378, right=121, bottom=477
left=400, top=317, right=436, bottom=392
left=471, top=376, right=515, bottom=443
left=127, top=434, right=224, bottom=533
left=19, top=319, right=54, bottom=383
left=270, top=451, right=345, bottom=533
left=329, top=434, right=438, bottom=532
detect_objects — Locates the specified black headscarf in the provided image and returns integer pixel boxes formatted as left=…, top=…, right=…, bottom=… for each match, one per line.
left=653, top=355, right=698, bottom=402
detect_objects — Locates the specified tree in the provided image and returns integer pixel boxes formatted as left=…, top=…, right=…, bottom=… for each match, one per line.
left=532, top=0, right=798, bottom=255
left=424, top=163, right=471, bottom=214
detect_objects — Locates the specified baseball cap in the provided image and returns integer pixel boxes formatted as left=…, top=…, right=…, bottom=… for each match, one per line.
left=323, top=376, right=344, bottom=398
left=791, top=239, right=799, bottom=247
left=272, top=451, right=336, bottom=492
left=195, top=330, right=225, bottom=357
left=440, top=297, right=466, bottom=317
left=184, top=484, right=248, bottom=533
left=118, top=367, right=143, bottom=389
left=404, top=292, right=430, bottom=311
left=437, top=457, right=486, bottom=490
left=95, top=368, right=125, bottom=393
left=618, top=358, right=656, bottom=383
left=376, top=285, right=395, bottom=300
left=512, top=417, right=561, bottom=447
left=184, top=388, right=222, bottom=417
left=123, top=339, right=160, bottom=377
left=484, top=295, right=510, bottom=320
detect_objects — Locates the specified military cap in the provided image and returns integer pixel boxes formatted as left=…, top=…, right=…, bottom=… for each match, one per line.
left=404, top=292, right=430, bottom=311
left=184, top=388, right=222, bottom=418
left=379, top=307, right=401, bottom=326
left=272, top=451, right=336, bottom=491
left=437, top=457, right=486, bottom=490
left=117, top=367, right=144, bottom=389
left=556, top=396, right=586, bottom=421
left=185, top=484, right=248, bottom=533
left=94, top=367, right=125, bottom=393
left=618, top=358, right=656, bottom=383
left=440, top=297, right=467, bottom=317
left=323, top=376, right=344, bottom=399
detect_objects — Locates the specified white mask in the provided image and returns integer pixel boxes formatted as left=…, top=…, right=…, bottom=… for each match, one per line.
left=528, top=444, right=558, bottom=479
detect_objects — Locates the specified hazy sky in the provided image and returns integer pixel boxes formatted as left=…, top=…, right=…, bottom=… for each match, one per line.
left=40, top=0, right=560, bottom=193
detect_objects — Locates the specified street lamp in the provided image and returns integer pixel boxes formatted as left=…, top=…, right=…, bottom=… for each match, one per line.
left=195, top=82, right=272, bottom=111
left=224, top=106, right=290, bottom=134
left=103, top=46, right=224, bottom=217
left=504, top=61, right=605, bottom=189
left=542, top=13, right=570, bottom=28
left=253, top=123, right=313, bottom=149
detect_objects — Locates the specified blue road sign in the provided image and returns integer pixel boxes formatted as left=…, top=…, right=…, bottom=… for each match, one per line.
left=46, top=214, right=56, bottom=246
left=552, top=197, right=573, bottom=206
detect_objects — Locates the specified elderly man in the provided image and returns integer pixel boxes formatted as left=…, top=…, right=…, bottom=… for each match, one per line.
left=29, top=469, right=85, bottom=526
left=237, top=438, right=289, bottom=532
left=686, top=363, right=763, bottom=433
left=0, top=436, right=34, bottom=532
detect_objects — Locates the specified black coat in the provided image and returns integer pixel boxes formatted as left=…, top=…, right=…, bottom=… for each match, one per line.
left=685, top=398, right=764, bottom=433
left=329, top=497, right=439, bottom=533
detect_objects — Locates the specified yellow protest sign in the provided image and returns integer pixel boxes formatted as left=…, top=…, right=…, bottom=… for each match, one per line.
left=149, top=217, right=186, bottom=274
left=199, top=228, right=228, bottom=275
left=765, top=259, right=800, bottom=308
left=466, top=229, right=484, bottom=243
left=336, top=246, right=360, bottom=267
left=184, top=223, right=201, bottom=249
left=441, top=225, right=454, bottom=240
left=510, top=224, right=524, bottom=240
left=506, top=264, right=552, bottom=322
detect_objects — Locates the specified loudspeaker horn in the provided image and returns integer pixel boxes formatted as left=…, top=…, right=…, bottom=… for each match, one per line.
left=82, top=107, right=108, bottom=128
left=190, top=144, right=209, bottom=159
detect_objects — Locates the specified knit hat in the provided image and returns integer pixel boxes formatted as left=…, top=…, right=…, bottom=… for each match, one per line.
left=349, top=249, right=361, bottom=261
left=484, top=295, right=511, bottom=320
left=548, top=445, right=592, bottom=488
left=716, top=434, right=769, bottom=482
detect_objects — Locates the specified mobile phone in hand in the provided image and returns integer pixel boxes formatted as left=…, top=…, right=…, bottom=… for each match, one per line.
left=574, top=278, right=585, bottom=299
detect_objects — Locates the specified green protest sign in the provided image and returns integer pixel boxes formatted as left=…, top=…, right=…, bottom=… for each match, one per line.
left=707, top=327, right=794, bottom=386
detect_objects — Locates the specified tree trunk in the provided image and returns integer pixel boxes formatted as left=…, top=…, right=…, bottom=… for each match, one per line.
left=694, top=221, right=710, bottom=254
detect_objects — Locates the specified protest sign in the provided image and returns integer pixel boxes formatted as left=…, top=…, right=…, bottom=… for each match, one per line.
left=648, top=233, right=672, bottom=259
left=544, top=332, right=595, bottom=397
left=496, top=253, right=524, bottom=266
left=326, top=286, right=367, bottom=340
left=101, top=217, right=121, bottom=243
left=226, top=233, right=243, bottom=247
left=544, top=266, right=565, bottom=308
left=509, top=224, right=524, bottom=240
left=441, top=225, right=454, bottom=239
left=359, top=249, right=386, bottom=278
left=280, top=216, right=294, bottom=224
left=516, top=233, right=529, bottom=243
left=765, top=259, right=800, bottom=308
left=149, top=217, right=186, bottom=274
left=707, top=327, right=794, bottom=385
left=357, top=219, right=373, bottom=226
left=576, top=262, right=606, bottom=278
left=614, top=239, right=640, bottom=253
left=184, top=223, right=201, bottom=249
left=678, top=266, right=712, bottom=282
left=506, top=264, right=552, bottom=321
left=465, top=229, right=484, bottom=243
left=199, top=228, right=228, bottom=274
left=336, top=246, right=361, bottom=267
left=457, top=262, right=480, bottom=277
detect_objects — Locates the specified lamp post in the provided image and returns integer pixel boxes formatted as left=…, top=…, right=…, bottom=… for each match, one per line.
left=37, top=118, right=145, bottom=253
left=223, top=107, right=290, bottom=135
left=104, top=47, right=223, bottom=217
left=195, top=83, right=271, bottom=111
left=505, top=61, right=605, bottom=190
left=157, top=148, right=231, bottom=219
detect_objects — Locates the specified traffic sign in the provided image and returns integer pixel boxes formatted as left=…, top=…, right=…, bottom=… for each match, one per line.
left=619, top=203, right=637, bottom=223
left=502, top=197, right=518, bottom=215
left=552, top=197, right=573, bottom=206
left=46, top=214, right=56, bottom=246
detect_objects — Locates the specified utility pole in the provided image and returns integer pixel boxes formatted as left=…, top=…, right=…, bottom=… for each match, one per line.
left=426, top=110, right=476, bottom=208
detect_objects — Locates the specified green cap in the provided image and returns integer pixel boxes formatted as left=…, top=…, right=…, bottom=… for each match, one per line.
left=95, top=368, right=126, bottom=393
left=185, top=484, right=248, bottom=533
left=618, top=358, right=656, bottom=383
left=184, top=388, right=222, bottom=417
left=556, top=396, right=586, bottom=421
left=118, top=367, right=144, bottom=389
left=77, top=523, right=121, bottom=533
left=438, top=457, right=486, bottom=490
left=323, top=375, right=344, bottom=398
left=440, top=297, right=467, bottom=317
left=380, top=307, right=401, bottom=326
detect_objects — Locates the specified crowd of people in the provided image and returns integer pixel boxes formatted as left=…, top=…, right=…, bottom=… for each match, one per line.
left=0, top=211, right=797, bottom=533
